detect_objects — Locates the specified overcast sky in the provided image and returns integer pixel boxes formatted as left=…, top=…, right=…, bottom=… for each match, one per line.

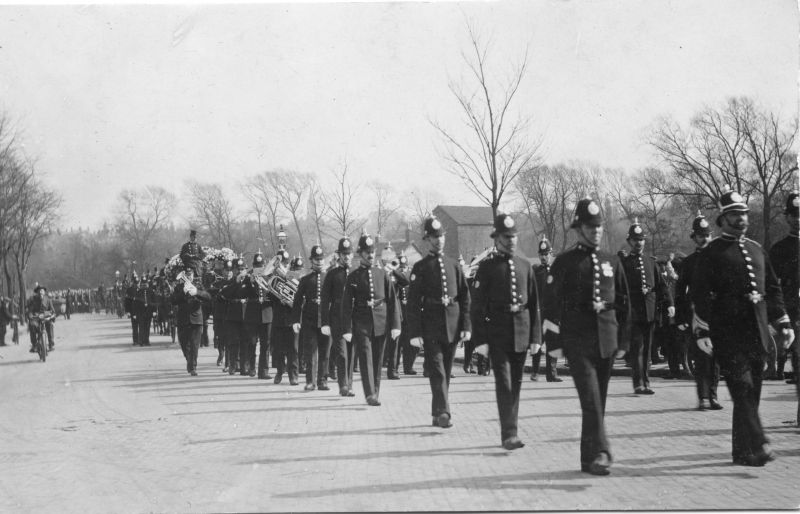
left=0, top=0, right=797, bottom=229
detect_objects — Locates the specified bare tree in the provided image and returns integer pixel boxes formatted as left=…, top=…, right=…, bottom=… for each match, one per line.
left=273, top=170, right=309, bottom=257
left=370, top=181, right=400, bottom=246
left=186, top=181, right=238, bottom=249
left=242, top=171, right=283, bottom=253
left=431, top=23, right=542, bottom=218
left=115, top=186, right=175, bottom=271
left=306, top=174, right=328, bottom=246
left=324, top=162, right=365, bottom=238
left=407, top=188, right=443, bottom=234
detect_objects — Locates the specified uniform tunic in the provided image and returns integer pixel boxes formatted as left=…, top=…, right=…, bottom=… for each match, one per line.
left=292, top=269, right=331, bottom=387
left=171, top=281, right=211, bottom=373
left=321, top=265, right=354, bottom=393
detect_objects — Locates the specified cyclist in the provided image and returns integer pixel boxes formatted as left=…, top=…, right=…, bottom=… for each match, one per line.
left=27, top=285, right=55, bottom=352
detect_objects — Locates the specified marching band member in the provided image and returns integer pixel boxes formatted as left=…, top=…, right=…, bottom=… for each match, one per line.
left=251, top=252, right=275, bottom=380
left=134, top=274, right=155, bottom=346
left=385, top=252, right=411, bottom=380
left=542, top=198, right=629, bottom=474
left=171, top=264, right=211, bottom=376
left=691, top=188, right=793, bottom=466
left=471, top=213, right=538, bottom=450
left=271, top=250, right=300, bottom=386
left=125, top=274, right=139, bottom=345
left=341, top=234, right=401, bottom=406
left=292, top=244, right=331, bottom=391
left=321, top=238, right=356, bottom=397
left=212, top=258, right=234, bottom=371
left=220, top=256, right=248, bottom=375
left=407, top=216, right=471, bottom=428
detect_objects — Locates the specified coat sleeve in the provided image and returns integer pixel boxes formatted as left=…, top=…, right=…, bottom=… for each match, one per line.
left=614, top=258, right=631, bottom=352
left=527, top=263, right=541, bottom=347
left=341, top=273, right=354, bottom=335
left=290, top=276, right=306, bottom=325
left=763, top=248, right=789, bottom=325
left=456, top=263, right=472, bottom=335
left=320, top=272, right=333, bottom=327
left=541, top=256, right=564, bottom=351
left=690, top=250, right=712, bottom=337
left=406, top=263, right=423, bottom=339
left=469, top=261, right=489, bottom=345
left=654, top=261, right=674, bottom=307
left=385, top=271, right=401, bottom=332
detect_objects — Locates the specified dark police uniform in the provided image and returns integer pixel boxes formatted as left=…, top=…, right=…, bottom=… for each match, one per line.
left=321, top=238, right=355, bottom=396
left=470, top=214, right=539, bottom=448
left=292, top=245, right=331, bottom=391
left=220, top=258, right=249, bottom=375
left=248, top=253, right=274, bottom=381
left=531, top=238, right=560, bottom=382
left=542, top=198, right=630, bottom=475
left=171, top=269, right=212, bottom=375
left=692, top=189, right=790, bottom=465
left=125, top=278, right=139, bottom=345
left=386, top=261, right=411, bottom=378
left=179, top=230, right=206, bottom=274
left=134, top=278, right=156, bottom=346
left=620, top=221, right=673, bottom=393
left=407, top=217, right=471, bottom=426
left=270, top=251, right=300, bottom=386
left=342, top=234, right=401, bottom=406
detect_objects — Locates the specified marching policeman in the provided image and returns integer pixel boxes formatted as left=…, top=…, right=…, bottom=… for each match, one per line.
left=674, top=212, right=722, bottom=410
left=342, top=234, right=402, bottom=406
left=220, top=257, right=248, bottom=375
left=620, top=219, right=674, bottom=394
left=542, top=198, right=630, bottom=475
left=530, top=237, right=561, bottom=382
left=407, top=216, right=471, bottom=428
left=125, top=274, right=139, bottom=345
left=271, top=250, right=300, bottom=386
left=691, top=188, right=794, bottom=466
left=385, top=252, right=411, bottom=380
left=239, top=253, right=270, bottom=377
left=171, top=264, right=212, bottom=376
left=321, top=237, right=356, bottom=397
left=471, top=213, right=539, bottom=450
left=134, top=274, right=156, bottom=346
left=292, top=245, right=332, bottom=391
left=250, top=252, right=275, bottom=380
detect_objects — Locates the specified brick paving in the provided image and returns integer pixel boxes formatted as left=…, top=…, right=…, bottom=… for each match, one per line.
left=0, top=314, right=798, bottom=512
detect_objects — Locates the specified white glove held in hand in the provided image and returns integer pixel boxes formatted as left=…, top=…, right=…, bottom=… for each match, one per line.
left=343, top=333, right=352, bottom=343
left=292, top=323, right=301, bottom=334
left=321, top=325, right=331, bottom=336
left=697, top=337, right=713, bottom=356
left=390, top=329, right=401, bottom=340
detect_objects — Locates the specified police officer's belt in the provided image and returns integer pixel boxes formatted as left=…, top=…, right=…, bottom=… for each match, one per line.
left=563, top=300, right=613, bottom=312
left=356, top=298, right=385, bottom=308
left=488, top=302, right=527, bottom=314
left=422, top=297, right=455, bottom=307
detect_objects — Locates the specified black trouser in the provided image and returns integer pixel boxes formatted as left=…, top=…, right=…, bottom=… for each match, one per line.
left=629, top=321, right=654, bottom=389
left=401, top=331, right=419, bottom=373
left=354, top=330, right=386, bottom=400
left=424, top=338, right=457, bottom=418
left=225, top=320, right=245, bottom=372
left=178, top=324, right=202, bottom=372
left=214, top=318, right=226, bottom=363
left=241, top=321, right=259, bottom=375
left=690, top=338, right=720, bottom=401
left=257, top=322, right=272, bottom=376
left=137, top=312, right=152, bottom=346
left=489, top=345, right=526, bottom=442
left=0, top=323, right=6, bottom=345
left=332, top=334, right=355, bottom=392
left=130, top=315, right=139, bottom=345
left=530, top=348, right=557, bottom=380
left=272, top=325, right=298, bottom=381
left=564, top=341, right=613, bottom=466
left=384, top=331, right=400, bottom=376
left=720, top=351, right=767, bottom=460
left=303, top=326, right=331, bottom=386
left=658, top=324, right=681, bottom=376
left=201, top=322, right=210, bottom=347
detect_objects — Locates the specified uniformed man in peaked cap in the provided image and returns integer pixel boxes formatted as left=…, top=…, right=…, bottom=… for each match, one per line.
left=322, top=237, right=357, bottom=396
left=407, top=216, right=471, bottom=428
left=542, top=198, right=630, bottom=475
left=341, top=233, right=401, bottom=406
left=692, top=188, right=794, bottom=466
left=270, top=249, right=300, bottom=385
left=531, top=237, right=561, bottom=382
left=471, top=213, right=539, bottom=450
left=620, top=219, right=674, bottom=395
left=674, top=211, right=722, bottom=410
left=180, top=229, right=206, bottom=275
left=292, top=244, right=332, bottom=391
left=171, top=264, right=212, bottom=376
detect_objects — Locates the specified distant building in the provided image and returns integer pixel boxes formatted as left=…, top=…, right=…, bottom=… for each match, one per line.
left=432, top=205, right=494, bottom=261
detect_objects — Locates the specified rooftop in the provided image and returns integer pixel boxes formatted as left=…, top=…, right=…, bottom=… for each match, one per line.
left=434, top=205, right=493, bottom=225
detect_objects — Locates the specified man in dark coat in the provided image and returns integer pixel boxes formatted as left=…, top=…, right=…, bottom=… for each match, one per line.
left=321, top=238, right=356, bottom=396
left=692, top=188, right=794, bottom=466
left=292, top=245, right=331, bottom=391
left=542, top=198, right=630, bottom=475
left=530, top=237, right=561, bottom=382
left=341, top=234, right=401, bottom=406
left=620, top=219, right=674, bottom=394
left=471, top=213, right=539, bottom=450
left=270, top=250, right=300, bottom=386
left=769, top=192, right=799, bottom=388
left=125, top=275, right=139, bottom=345
left=407, top=216, right=471, bottom=428
left=385, top=252, right=411, bottom=380
left=179, top=229, right=206, bottom=275
left=172, top=265, right=212, bottom=375
left=674, top=212, right=722, bottom=410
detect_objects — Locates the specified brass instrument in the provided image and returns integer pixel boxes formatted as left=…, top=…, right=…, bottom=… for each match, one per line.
left=263, top=274, right=299, bottom=307
left=175, top=271, right=197, bottom=290
left=466, top=247, right=496, bottom=280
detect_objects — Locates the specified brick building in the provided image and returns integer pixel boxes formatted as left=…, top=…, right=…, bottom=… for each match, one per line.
left=432, top=205, right=494, bottom=262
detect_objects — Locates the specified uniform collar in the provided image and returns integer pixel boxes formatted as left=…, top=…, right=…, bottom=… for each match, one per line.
left=575, top=243, right=596, bottom=253
left=720, top=232, right=745, bottom=242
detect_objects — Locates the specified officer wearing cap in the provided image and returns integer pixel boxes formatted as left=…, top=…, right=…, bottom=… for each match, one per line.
left=530, top=237, right=561, bottom=382
left=407, top=216, right=471, bottom=428
left=342, top=233, right=402, bottom=406
left=768, top=191, right=800, bottom=422
left=322, top=237, right=357, bottom=396
left=391, top=253, right=418, bottom=376
left=237, top=252, right=272, bottom=378
left=134, top=273, right=156, bottom=346
left=125, top=274, right=139, bottom=345
left=220, top=256, right=249, bottom=375
left=270, top=249, right=300, bottom=386
left=769, top=192, right=800, bottom=386
left=471, top=213, right=538, bottom=449
left=692, top=188, right=794, bottom=466
left=620, top=219, right=674, bottom=395
left=210, top=258, right=233, bottom=370
left=383, top=251, right=411, bottom=380
left=542, top=198, right=630, bottom=475
left=249, top=251, right=274, bottom=380
left=171, top=264, right=212, bottom=376
left=292, top=244, right=332, bottom=391
left=180, top=229, right=206, bottom=275
left=674, top=211, right=722, bottom=410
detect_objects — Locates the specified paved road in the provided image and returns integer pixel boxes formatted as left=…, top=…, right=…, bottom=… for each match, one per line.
left=1, top=313, right=798, bottom=513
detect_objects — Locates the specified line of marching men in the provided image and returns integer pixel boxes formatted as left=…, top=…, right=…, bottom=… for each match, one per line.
left=163, top=187, right=799, bottom=476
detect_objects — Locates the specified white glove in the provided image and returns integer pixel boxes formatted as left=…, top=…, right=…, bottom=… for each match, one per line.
left=410, top=337, right=423, bottom=348
left=529, top=343, right=542, bottom=355
left=343, top=333, right=352, bottom=343
left=186, top=285, right=197, bottom=296
left=473, top=343, right=489, bottom=357
left=292, top=323, right=301, bottom=334
left=667, top=306, right=676, bottom=318
left=697, top=337, right=713, bottom=356
left=781, top=328, right=796, bottom=350
left=321, top=325, right=331, bottom=336
left=548, top=348, right=564, bottom=359
left=614, top=349, right=626, bottom=359
left=459, top=331, right=471, bottom=343
left=677, top=323, right=688, bottom=331
left=390, top=329, right=401, bottom=340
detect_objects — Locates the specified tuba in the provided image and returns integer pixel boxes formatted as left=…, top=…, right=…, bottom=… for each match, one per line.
left=263, top=274, right=298, bottom=307
left=466, top=247, right=496, bottom=280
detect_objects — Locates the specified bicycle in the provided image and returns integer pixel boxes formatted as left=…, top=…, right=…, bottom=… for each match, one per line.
left=29, top=313, right=53, bottom=362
